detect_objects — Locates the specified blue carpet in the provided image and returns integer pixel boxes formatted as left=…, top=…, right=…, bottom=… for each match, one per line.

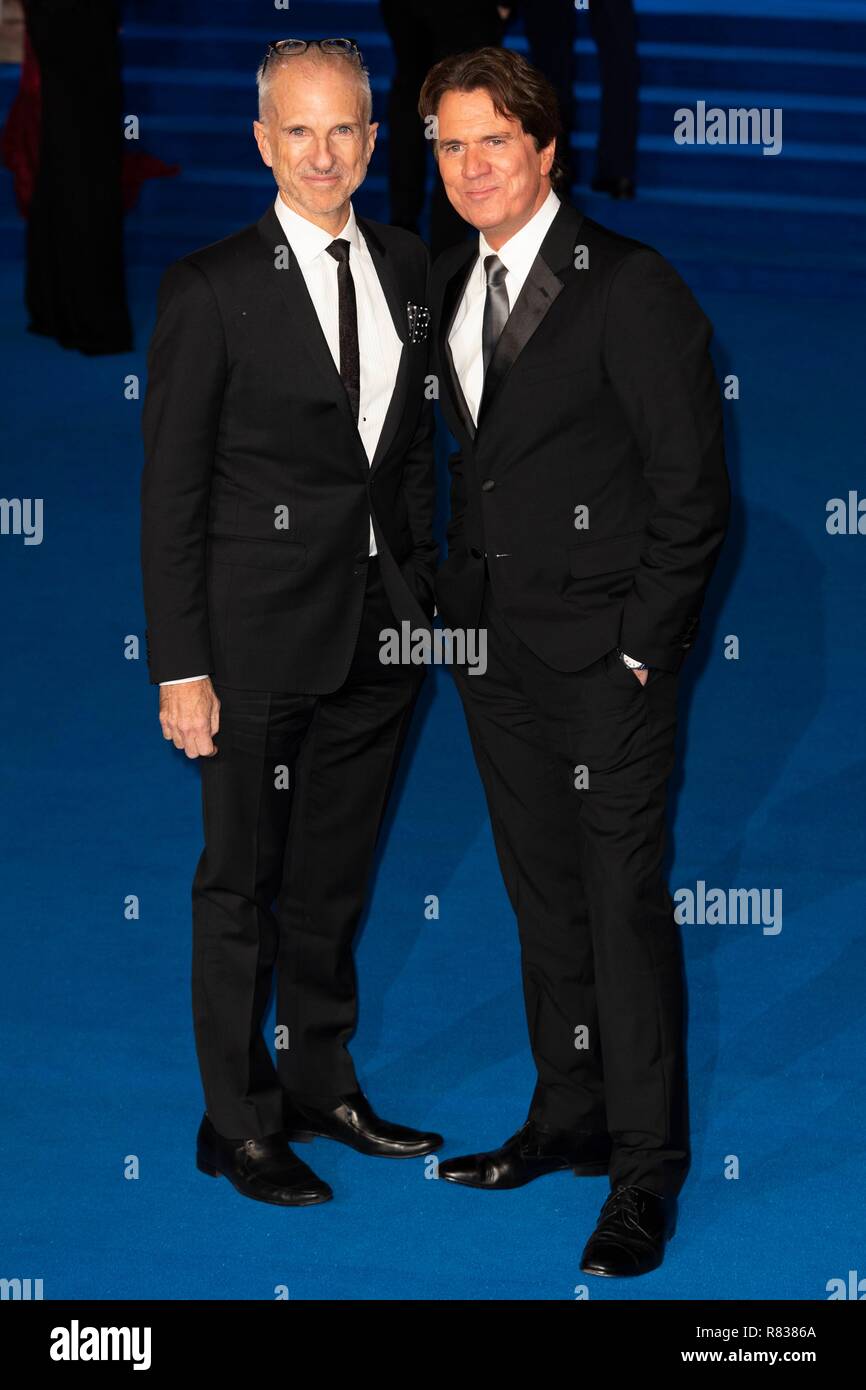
left=1, top=256, right=864, bottom=1299
left=1, top=0, right=865, bottom=1301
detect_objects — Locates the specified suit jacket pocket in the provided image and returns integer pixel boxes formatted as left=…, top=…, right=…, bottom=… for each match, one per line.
left=206, top=536, right=307, bottom=571
left=567, top=529, right=644, bottom=578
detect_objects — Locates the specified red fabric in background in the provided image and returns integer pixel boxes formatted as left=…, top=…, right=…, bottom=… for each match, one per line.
left=1, top=32, right=179, bottom=217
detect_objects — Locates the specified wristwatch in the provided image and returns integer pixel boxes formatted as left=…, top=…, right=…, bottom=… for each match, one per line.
left=617, top=648, right=648, bottom=671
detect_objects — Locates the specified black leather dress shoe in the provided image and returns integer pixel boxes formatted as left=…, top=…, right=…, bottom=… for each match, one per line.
left=438, top=1120, right=611, bottom=1189
left=196, top=1113, right=332, bottom=1206
left=283, top=1088, right=443, bottom=1158
left=580, top=1184, right=676, bottom=1276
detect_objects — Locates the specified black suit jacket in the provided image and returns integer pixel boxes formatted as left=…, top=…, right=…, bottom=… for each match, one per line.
left=431, top=200, right=730, bottom=673
left=140, top=203, right=437, bottom=691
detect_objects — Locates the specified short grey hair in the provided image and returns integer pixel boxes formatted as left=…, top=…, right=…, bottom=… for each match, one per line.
left=256, top=45, right=373, bottom=126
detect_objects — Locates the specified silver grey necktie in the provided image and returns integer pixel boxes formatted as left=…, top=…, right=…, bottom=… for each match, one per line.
left=481, top=253, right=509, bottom=378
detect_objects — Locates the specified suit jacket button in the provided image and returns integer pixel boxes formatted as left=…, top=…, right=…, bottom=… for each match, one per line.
left=354, top=553, right=368, bottom=566
left=481, top=479, right=495, bottom=492
left=470, top=546, right=483, bottom=560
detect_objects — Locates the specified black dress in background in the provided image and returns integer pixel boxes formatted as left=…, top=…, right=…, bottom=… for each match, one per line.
left=24, top=0, right=132, bottom=354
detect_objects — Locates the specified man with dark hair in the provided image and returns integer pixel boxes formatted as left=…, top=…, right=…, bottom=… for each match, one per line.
left=141, top=40, right=442, bottom=1208
left=421, top=47, right=730, bottom=1276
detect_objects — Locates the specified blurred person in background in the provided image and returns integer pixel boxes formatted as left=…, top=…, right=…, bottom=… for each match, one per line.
left=380, top=0, right=508, bottom=255
left=512, top=0, right=639, bottom=198
left=16, top=0, right=132, bottom=353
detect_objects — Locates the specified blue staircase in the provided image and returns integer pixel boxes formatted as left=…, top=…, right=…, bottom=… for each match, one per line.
left=0, top=0, right=864, bottom=291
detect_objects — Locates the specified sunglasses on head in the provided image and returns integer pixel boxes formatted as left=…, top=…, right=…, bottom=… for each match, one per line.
left=261, top=38, right=364, bottom=70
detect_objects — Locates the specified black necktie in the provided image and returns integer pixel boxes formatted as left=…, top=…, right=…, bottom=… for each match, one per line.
left=481, top=253, right=509, bottom=378
left=326, top=238, right=360, bottom=424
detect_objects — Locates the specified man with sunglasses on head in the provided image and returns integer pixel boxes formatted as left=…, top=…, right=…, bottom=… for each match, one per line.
left=140, top=38, right=441, bottom=1207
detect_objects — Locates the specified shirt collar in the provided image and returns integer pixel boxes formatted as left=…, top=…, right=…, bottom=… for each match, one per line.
left=272, top=192, right=362, bottom=267
left=478, top=186, right=561, bottom=276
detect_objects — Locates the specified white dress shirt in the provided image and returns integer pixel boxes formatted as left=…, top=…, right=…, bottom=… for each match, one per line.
left=448, top=186, right=560, bottom=427
left=162, top=193, right=403, bottom=685
left=447, top=186, right=646, bottom=670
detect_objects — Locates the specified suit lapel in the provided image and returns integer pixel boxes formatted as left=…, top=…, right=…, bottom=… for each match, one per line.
left=476, top=257, right=565, bottom=427
left=439, top=245, right=479, bottom=445
left=256, top=207, right=364, bottom=446
left=257, top=206, right=412, bottom=475
left=355, top=215, right=409, bottom=474
left=476, top=201, right=585, bottom=430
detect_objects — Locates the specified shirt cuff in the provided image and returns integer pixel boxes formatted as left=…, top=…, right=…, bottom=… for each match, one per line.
left=159, top=675, right=209, bottom=685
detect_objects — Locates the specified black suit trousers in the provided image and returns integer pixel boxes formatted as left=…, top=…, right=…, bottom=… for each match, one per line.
left=452, top=575, right=690, bottom=1199
left=191, top=558, right=424, bottom=1139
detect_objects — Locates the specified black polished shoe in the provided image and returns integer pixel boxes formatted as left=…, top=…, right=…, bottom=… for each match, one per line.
left=283, top=1088, right=443, bottom=1158
left=196, top=1113, right=332, bottom=1207
left=580, top=1184, right=676, bottom=1276
left=438, top=1120, right=611, bottom=1190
